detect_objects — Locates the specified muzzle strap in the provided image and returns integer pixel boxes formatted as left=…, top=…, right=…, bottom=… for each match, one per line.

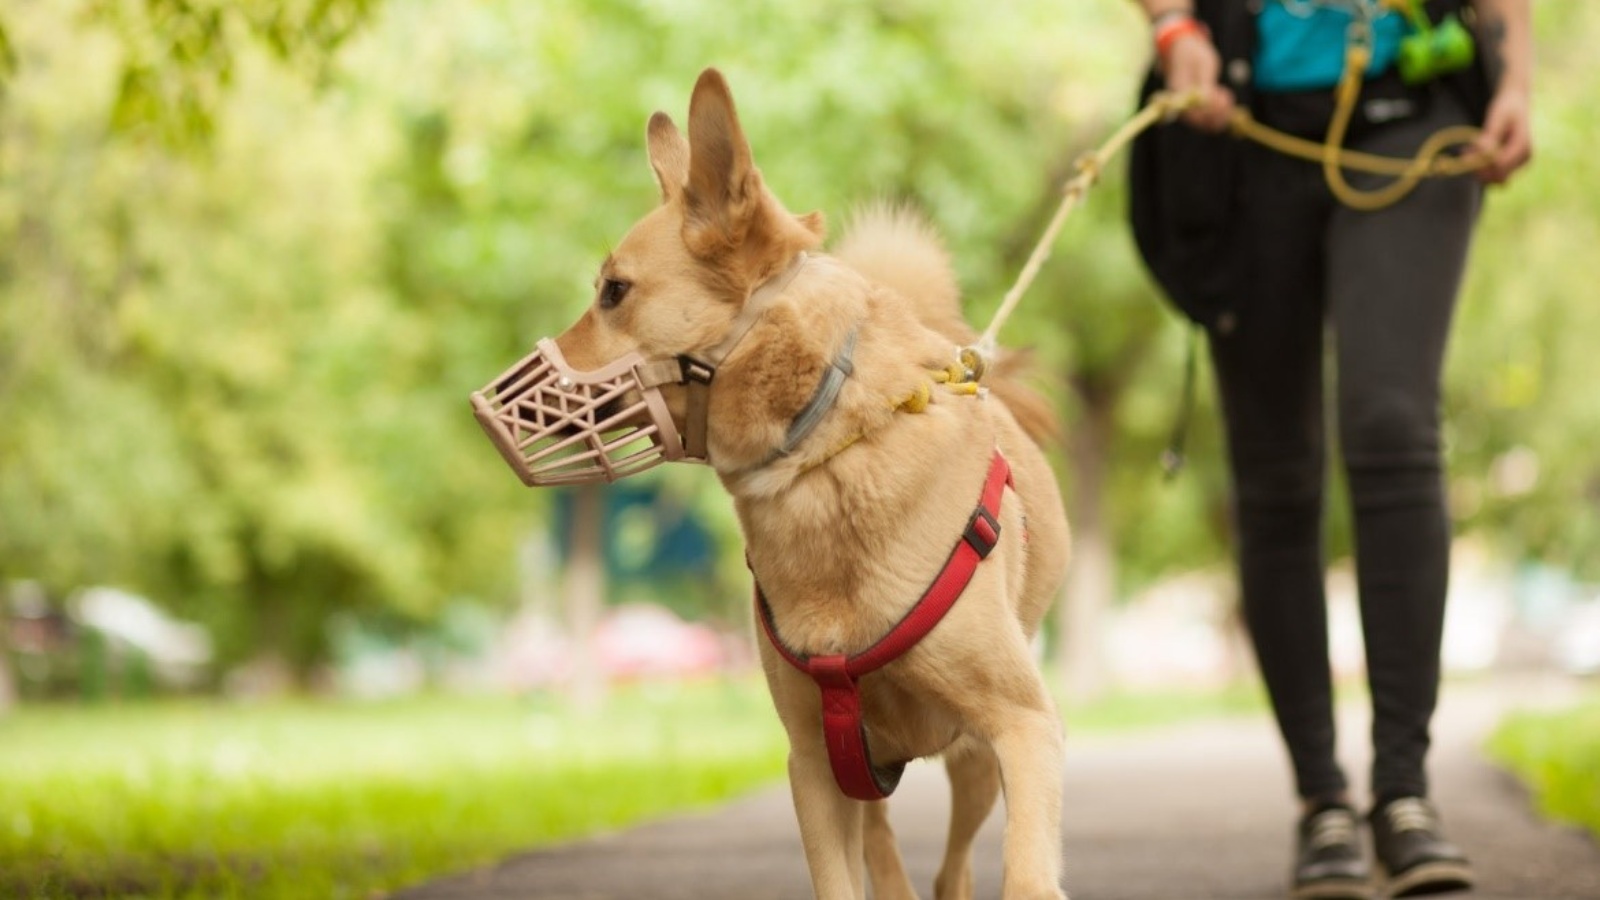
left=635, top=359, right=690, bottom=389
left=679, top=357, right=716, bottom=461
left=672, top=253, right=811, bottom=462
left=708, top=254, right=810, bottom=363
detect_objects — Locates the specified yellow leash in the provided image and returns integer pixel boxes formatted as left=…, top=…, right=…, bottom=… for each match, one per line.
left=1271, top=44, right=1486, bottom=211
left=972, top=75, right=1489, bottom=353
left=975, top=94, right=1190, bottom=353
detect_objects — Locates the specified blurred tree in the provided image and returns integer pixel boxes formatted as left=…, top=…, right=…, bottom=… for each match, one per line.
left=0, top=0, right=376, bottom=144
left=0, top=608, right=13, bottom=712
left=563, top=484, right=605, bottom=712
left=0, top=0, right=1594, bottom=690
left=0, top=0, right=515, bottom=682
left=1440, top=1, right=1600, bottom=581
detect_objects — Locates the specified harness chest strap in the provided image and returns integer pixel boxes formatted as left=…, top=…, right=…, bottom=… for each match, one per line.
left=754, top=450, right=1014, bottom=801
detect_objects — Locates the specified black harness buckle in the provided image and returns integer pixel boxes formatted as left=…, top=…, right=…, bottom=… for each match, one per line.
left=963, top=506, right=1002, bottom=559
left=679, top=356, right=716, bottom=385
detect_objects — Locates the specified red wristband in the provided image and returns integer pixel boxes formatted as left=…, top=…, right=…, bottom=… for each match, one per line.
left=1154, top=15, right=1211, bottom=61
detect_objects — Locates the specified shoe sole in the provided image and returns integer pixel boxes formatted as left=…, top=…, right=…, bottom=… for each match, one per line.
left=1293, top=877, right=1374, bottom=900
left=1383, top=860, right=1475, bottom=898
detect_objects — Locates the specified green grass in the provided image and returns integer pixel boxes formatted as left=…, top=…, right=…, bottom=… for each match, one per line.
left=1058, top=680, right=1269, bottom=731
left=0, top=681, right=789, bottom=899
left=1488, top=690, right=1600, bottom=838
left=0, top=677, right=1274, bottom=899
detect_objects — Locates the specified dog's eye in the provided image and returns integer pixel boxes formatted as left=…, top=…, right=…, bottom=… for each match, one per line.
left=598, top=278, right=631, bottom=311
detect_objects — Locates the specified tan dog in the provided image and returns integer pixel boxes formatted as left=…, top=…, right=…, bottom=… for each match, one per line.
left=532, top=69, right=1071, bottom=900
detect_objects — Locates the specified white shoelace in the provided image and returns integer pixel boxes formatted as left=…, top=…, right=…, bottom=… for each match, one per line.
left=1385, top=797, right=1439, bottom=834
left=1308, top=809, right=1359, bottom=850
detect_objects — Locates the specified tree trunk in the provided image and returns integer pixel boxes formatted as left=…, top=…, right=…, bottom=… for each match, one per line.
left=0, top=596, right=15, bottom=713
left=564, top=484, right=607, bottom=713
left=1058, top=388, right=1117, bottom=704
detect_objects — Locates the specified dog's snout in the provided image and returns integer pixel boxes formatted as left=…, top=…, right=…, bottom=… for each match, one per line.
left=547, top=396, right=628, bottom=440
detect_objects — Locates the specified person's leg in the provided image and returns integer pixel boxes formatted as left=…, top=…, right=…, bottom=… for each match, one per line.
left=1327, top=94, right=1481, bottom=807
left=1211, top=144, right=1347, bottom=804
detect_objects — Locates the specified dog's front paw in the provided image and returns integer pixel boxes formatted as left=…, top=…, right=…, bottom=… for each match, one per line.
left=933, top=870, right=971, bottom=900
left=1002, top=885, right=1067, bottom=900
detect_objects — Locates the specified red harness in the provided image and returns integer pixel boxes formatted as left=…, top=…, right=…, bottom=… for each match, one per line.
left=754, top=450, right=1013, bottom=801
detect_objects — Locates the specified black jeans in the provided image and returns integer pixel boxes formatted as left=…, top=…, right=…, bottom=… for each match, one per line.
left=1210, top=87, right=1480, bottom=804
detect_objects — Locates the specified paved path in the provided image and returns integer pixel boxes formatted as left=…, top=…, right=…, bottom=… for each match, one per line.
left=394, top=680, right=1600, bottom=900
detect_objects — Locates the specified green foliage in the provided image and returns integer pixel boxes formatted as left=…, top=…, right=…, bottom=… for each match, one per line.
left=0, top=684, right=789, bottom=899
left=1057, top=678, right=1270, bottom=731
left=1, top=0, right=1597, bottom=674
left=1443, top=3, right=1600, bottom=581
left=1488, top=692, right=1600, bottom=838
left=0, top=19, right=15, bottom=79
left=0, top=1, right=534, bottom=675
left=0, top=0, right=379, bottom=144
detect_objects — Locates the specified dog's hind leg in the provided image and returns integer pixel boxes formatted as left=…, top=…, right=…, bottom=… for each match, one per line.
left=863, top=800, right=919, bottom=900
left=934, top=737, right=1001, bottom=900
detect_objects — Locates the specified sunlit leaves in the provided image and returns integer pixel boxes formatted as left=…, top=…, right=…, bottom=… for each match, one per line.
left=1, top=0, right=1596, bottom=683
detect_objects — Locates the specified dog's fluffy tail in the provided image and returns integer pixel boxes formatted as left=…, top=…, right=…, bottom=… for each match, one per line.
left=833, top=203, right=968, bottom=341
left=833, top=203, right=1061, bottom=447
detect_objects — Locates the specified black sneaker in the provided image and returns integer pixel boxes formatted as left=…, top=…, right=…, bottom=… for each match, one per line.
left=1293, top=804, right=1373, bottom=899
left=1370, top=797, right=1475, bottom=897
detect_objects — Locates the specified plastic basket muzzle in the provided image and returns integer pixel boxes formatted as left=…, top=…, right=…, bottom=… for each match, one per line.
left=470, top=338, right=688, bottom=486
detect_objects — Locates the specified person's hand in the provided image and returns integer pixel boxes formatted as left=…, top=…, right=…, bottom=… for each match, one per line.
left=1473, top=82, right=1533, bottom=184
left=1160, top=27, right=1235, bottom=133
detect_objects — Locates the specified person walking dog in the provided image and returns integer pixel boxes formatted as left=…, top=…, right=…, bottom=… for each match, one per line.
left=1126, top=0, right=1532, bottom=897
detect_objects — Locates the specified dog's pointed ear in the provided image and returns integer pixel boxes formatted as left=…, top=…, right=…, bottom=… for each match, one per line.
left=683, top=68, right=761, bottom=254
left=647, top=112, right=689, bottom=203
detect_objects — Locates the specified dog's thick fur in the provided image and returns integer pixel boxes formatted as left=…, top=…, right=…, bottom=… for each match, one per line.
left=552, top=69, right=1072, bottom=900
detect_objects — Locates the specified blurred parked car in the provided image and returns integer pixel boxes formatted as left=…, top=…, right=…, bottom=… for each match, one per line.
left=4, top=582, right=212, bottom=698
left=496, top=602, right=724, bottom=690
left=1554, top=596, right=1600, bottom=676
left=592, top=604, right=723, bottom=679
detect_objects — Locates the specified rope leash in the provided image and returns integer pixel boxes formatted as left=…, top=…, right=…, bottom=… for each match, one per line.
left=975, top=92, right=1191, bottom=355
left=970, top=80, right=1490, bottom=355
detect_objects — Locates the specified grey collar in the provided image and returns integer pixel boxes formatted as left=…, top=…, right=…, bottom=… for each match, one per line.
left=753, top=326, right=859, bottom=470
